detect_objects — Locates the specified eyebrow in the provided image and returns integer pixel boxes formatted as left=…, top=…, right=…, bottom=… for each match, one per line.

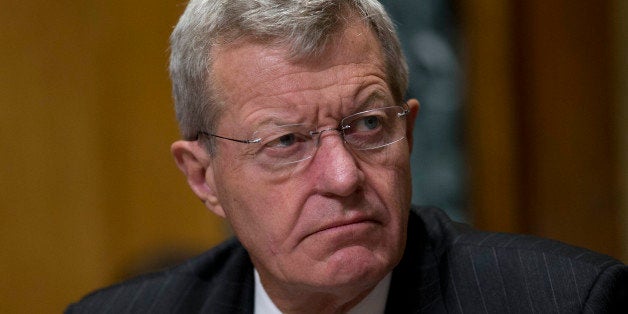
left=251, top=91, right=394, bottom=130
left=250, top=113, right=308, bottom=131
left=355, top=91, right=394, bottom=111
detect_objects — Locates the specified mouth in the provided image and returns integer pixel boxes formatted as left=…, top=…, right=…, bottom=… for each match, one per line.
left=306, top=217, right=381, bottom=239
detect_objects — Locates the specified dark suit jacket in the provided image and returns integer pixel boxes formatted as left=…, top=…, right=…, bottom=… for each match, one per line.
left=67, top=206, right=628, bottom=313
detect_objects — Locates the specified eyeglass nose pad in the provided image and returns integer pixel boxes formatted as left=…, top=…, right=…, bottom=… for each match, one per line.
left=312, top=125, right=348, bottom=147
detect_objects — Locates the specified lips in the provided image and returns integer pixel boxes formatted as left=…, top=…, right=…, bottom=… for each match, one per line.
left=321, top=218, right=376, bottom=232
left=304, top=214, right=381, bottom=240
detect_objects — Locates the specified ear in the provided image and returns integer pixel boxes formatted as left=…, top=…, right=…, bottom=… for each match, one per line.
left=171, top=140, right=226, bottom=218
left=405, top=99, right=420, bottom=153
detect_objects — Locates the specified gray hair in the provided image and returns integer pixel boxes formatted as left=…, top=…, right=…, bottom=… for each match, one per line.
left=169, top=0, right=408, bottom=150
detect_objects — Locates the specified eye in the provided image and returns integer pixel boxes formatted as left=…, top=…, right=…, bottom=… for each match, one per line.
left=273, top=134, right=297, bottom=147
left=255, top=129, right=315, bottom=165
left=264, top=132, right=309, bottom=148
left=352, top=115, right=383, bottom=132
left=361, top=116, right=380, bottom=130
left=250, top=123, right=322, bottom=165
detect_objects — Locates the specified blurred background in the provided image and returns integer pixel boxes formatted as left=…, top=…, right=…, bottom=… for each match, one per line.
left=1, top=0, right=626, bottom=312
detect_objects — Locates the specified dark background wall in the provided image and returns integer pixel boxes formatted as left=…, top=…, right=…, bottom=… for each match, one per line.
left=381, top=0, right=466, bottom=222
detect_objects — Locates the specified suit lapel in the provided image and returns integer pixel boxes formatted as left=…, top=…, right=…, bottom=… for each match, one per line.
left=385, top=210, right=447, bottom=313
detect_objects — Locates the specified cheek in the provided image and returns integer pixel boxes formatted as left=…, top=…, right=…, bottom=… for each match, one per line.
left=217, top=164, right=305, bottom=252
left=362, top=147, right=412, bottom=199
left=360, top=150, right=412, bottom=238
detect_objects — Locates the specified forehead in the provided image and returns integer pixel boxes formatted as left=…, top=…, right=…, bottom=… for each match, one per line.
left=210, top=19, right=389, bottom=127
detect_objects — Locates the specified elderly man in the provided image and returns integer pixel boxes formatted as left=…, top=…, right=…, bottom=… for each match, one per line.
left=68, top=1, right=627, bottom=313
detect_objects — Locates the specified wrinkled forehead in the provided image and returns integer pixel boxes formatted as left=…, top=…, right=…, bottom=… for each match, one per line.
left=209, top=17, right=387, bottom=109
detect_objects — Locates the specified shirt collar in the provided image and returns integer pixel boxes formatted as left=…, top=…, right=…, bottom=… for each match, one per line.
left=254, top=269, right=391, bottom=314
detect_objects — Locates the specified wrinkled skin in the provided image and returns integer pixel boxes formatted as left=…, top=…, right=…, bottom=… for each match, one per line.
left=172, top=17, right=419, bottom=314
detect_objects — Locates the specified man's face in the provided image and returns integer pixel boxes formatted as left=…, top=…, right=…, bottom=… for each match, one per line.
left=196, top=20, right=417, bottom=294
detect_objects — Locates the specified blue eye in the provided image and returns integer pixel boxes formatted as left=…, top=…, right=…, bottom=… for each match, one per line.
left=257, top=129, right=315, bottom=165
left=353, top=115, right=382, bottom=132
left=362, top=116, right=380, bottom=130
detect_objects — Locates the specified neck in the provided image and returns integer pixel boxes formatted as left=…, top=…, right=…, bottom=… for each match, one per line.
left=255, top=270, right=391, bottom=314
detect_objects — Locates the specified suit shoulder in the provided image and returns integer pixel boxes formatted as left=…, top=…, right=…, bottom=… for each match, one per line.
left=66, top=238, right=253, bottom=313
left=411, top=206, right=627, bottom=312
left=412, top=205, right=623, bottom=269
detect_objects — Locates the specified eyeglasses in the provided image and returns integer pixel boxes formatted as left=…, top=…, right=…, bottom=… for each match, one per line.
left=197, top=104, right=410, bottom=166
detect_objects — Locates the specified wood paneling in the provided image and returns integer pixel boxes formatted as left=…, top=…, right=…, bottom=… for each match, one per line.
left=613, top=0, right=628, bottom=262
left=2, top=1, right=625, bottom=312
left=1, top=1, right=229, bottom=312
left=514, top=0, right=619, bottom=257
left=463, top=0, right=623, bottom=259
left=460, top=1, right=525, bottom=233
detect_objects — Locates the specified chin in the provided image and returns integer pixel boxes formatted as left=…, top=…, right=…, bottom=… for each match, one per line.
left=317, top=245, right=394, bottom=288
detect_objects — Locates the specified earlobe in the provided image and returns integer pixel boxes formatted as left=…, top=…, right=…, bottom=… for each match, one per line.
left=405, top=99, right=420, bottom=152
left=171, top=140, right=226, bottom=218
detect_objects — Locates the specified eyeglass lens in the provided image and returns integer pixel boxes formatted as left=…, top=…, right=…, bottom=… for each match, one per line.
left=251, top=106, right=408, bottom=165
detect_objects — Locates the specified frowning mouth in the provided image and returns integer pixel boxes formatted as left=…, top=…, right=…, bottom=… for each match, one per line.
left=306, top=218, right=381, bottom=239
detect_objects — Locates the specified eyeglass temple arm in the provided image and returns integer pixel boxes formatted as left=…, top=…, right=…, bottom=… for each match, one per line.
left=197, top=131, right=261, bottom=144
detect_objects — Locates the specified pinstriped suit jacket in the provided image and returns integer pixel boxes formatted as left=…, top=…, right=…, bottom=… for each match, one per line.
left=66, top=206, right=628, bottom=313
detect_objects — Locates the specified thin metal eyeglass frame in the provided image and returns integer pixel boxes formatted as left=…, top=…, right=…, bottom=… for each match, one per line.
left=195, top=103, right=410, bottom=148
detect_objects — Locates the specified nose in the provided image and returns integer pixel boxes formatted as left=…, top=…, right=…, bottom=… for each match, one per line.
left=310, top=131, right=364, bottom=197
